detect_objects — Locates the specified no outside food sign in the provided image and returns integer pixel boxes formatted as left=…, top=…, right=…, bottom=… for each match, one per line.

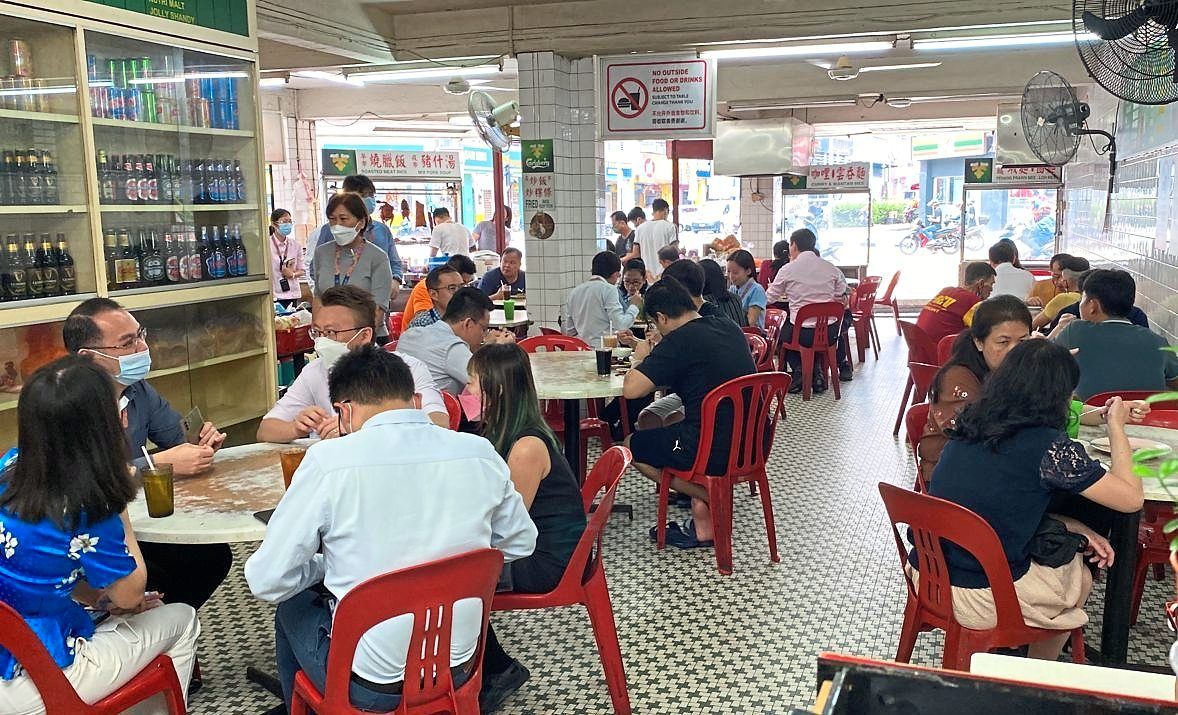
left=597, top=52, right=716, bottom=140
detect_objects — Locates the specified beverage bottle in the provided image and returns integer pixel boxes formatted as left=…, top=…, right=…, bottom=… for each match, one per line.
left=158, top=154, right=172, bottom=203
left=51, top=233, right=74, bottom=295
left=122, top=154, right=138, bottom=204
left=222, top=224, right=237, bottom=276
left=232, top=159, right=245, bottom=202
left=144, top=156, right=158, bottom=203
left=141, top=229, right=165, bottom=285
left=97, top=150, right=114, bottom=204
left=103, top=228, right=117, bottom=291
left=116, top=227, right=138, bottom=288
left=212, top=226, right=228, bottom=278
left=3, top=235, right=25, bottom=300
left=134, top=155, right=148, bottom=204
left=36, top=234, right=59, bottom=297
left=40, top=151, right=58, bottom=205
left=216, top=159, right=229, bottom=204
left=12, top=152, right=27, bottom=206
left=0, top=151, right=11, bottom=206
left=232, top=223, right=247, bottom=275
left=192, top=158, right=205, bottom=204
left=24, top=149, right=41, bottom=206
left=178, top=159, right=192, bottom=204
left=163, top=231, right=181, bottom=283
left=22, top=235, right=42, bottom=298
left=187, top=227, right=203, bottom=281
left=208, top=158, right=220, bottom=204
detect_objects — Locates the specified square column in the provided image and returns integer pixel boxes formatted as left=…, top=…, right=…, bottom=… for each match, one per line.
left=517, top=51, right=605, bottom=329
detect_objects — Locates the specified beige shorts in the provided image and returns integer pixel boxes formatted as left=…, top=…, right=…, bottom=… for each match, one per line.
left=907, top=553, right=1091, bottom=631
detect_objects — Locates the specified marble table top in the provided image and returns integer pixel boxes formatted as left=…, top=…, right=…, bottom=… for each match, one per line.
left=490, top=308, right=531, bottom=328
left=129, top=439, right=315, bottom=545
left=1078, top=423, right=1178, bottom=504
left=529, top=349, right=627, bottom=400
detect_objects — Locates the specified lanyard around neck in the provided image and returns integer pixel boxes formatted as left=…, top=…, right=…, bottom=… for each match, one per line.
left=271, top=234, right=289, bottom=264
left=334, top=239, right=366, bottom=286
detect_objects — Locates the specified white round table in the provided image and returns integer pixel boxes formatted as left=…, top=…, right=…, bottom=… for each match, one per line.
left=129, top=439, right=315, bottom=544
left=528, top=350, right=627, bottom=479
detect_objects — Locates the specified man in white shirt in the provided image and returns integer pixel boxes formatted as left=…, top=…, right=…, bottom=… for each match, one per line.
left=472, top=205, right=511, bottom=253
left=989, top=239, right=1036, bottom=300
left=766, top=228, right=851, bottom=393
left=398, top=287, right=515, bottom=394
left=633, top=199, right=677, bottom=279
left=257, top=286, right=448, bottom=442
left=429, top=207, right=474, bottom=257
left=245, top=345, right=537, bottom=713
left=564, top=251, right=641, bottom=348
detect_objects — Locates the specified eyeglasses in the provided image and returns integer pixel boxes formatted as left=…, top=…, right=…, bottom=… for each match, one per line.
left=85, top=326, right=148, bottom=351
left=309, top=326, right=365, bottom=340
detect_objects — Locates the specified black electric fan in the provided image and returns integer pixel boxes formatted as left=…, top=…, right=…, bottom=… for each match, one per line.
left=1075, top=0, right=1178, bottom=105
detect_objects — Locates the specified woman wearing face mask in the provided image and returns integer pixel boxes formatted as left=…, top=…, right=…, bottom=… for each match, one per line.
left=269, top=208, right=305, bottom=308
left=308, top=175, right=404, bottom=298
left=311, top=193, right=395, bottom=343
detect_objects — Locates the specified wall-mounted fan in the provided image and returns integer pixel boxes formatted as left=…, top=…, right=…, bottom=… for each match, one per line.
left=468, top=90, right=519, bottom=153
left=1075, top=0, right=1178, bottom=105
left=806, top=55, right=941, bottom=81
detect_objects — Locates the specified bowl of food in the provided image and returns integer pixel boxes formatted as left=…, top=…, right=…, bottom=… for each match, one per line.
left=612, top=347, right=633, bottom=361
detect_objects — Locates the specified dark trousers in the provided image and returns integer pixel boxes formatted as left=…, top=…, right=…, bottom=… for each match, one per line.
left=600, top=396, right=654, bottom=434
left=275, top=589, right=407, bottom=711
left=140, top=542, right=232, bottom=610
left=782, top=315, right=850, bottom=377
left=483, top=554, right=566, bottom=675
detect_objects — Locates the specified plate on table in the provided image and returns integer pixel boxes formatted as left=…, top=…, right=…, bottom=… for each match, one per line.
left=1090, top=437, right=1172, bottom=457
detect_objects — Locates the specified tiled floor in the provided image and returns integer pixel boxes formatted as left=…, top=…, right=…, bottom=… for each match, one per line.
left=187, top=330, right=1177, bottom=714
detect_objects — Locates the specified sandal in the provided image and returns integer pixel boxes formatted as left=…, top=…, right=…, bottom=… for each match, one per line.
left=649, top=520, right=714, bottom=549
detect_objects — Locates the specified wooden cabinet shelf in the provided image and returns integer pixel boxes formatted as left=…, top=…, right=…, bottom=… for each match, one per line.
left=91, top=117, right=254, bottom=138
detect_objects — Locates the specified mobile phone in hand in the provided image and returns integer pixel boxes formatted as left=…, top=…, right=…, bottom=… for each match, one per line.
left=182, top=407, right=204, bottom=444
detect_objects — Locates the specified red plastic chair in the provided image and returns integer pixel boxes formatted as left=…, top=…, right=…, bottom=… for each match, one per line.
left=893, top=321, right=940, bottom=435
left=291, top=549, right=504, bottom=715
left=937, top=333, right=958, bottom=366
left=539, top=326, right=562, bottom=336
left=493, top=446, right=633, bottom=715
left=874, top=271, right=901, bottom=338
left=905, top=402, right=931, bottom=493
left=654, top=372, right=790, bottom=575
left=1086, top=390, right=1178, bottom=410
left=386, top=312, right=404, bottom=340
left=878, top=483, right=1086, bottom=671
left=518, top=334, right=612, bottom=476
left=762, top=307, right=786, bottom=368
left=1123, top=409, right=1178, bottom=624
left=382, top=339, right=399, bottom=353
left=777, top=302, right=844, bottom=401
left=849, top=278, right=881, bottom=364
left=0, top=601, right=186, bottom=714
left=745, top=333, right=772, bottom=372
left=441, top=391, right=462, bottom=431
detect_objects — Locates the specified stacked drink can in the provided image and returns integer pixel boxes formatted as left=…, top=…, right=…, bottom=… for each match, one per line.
left=1, top=39, right=50, bottom=113
left=87, top=53, right=240, bottom=130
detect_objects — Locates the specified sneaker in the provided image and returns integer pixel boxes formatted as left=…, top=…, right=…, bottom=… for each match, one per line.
left=479, top=659, right=530, bottom=713
left=812, top=378, right=828, bottom=394
left=788, top=375, right=804, bottom=394
left=838, top=363, right=854, bottom=382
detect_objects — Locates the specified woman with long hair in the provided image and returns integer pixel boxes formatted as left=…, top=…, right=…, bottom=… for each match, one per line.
left=915, top=340, right=1142, bottom=660
left=0, top=356, right=199, bottom=712
left=700, top=258, right=746, bottom=326
left=269, top=207, right=305, bottom=308
left=725, top=249, right=767, bottom=328
left=467, top=343, right=586, bottom=712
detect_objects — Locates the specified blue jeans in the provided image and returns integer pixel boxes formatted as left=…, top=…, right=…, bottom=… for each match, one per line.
left=274, top=589, right=402, bottom=712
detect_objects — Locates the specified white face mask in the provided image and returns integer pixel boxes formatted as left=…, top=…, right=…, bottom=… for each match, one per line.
left=330, top=224, right=359, bottom=246
left=313, top=333, right=360, bottom=370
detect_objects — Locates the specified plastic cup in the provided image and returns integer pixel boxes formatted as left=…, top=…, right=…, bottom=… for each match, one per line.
left=595, top=348, right=612, bottom=376
left=141, top=464, right=174, bottom=518
left=280, top=448, right=307, bottom=489
left=503, top=299, right=515, bottom=321
left=602, top=334, right=618, bottom=349
left=1066, top=399, right=1082, bottom=438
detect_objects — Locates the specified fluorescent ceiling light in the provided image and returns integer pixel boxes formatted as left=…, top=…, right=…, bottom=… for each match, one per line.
left=859, top=61, right=942, bottom=73
left=292, top=70, right=365, bottom=87
left=259, top=77, right=288, bottom=88
left=914, top=31, right=1092, bottom=50
left=702, top=41, right=892, bottom=61
left=727, top=98, right=858, bottom=111
left=349, top=65, right=504, bottom=83
left=448, top=115, right=474, bottom=126
left=374, top=122, right=471, bottom=132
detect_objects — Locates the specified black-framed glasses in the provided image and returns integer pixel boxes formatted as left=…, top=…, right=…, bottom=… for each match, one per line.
left=85, top=326, right=148, bottom=351
left=309, top=326, right=365, bottom=340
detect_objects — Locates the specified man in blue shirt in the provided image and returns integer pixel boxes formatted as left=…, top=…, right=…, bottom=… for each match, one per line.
left=63, top=298, right=232, bottom=616
left=478, top=247, right=526, bottom=298
left=308, top=174, right=404, bottom=292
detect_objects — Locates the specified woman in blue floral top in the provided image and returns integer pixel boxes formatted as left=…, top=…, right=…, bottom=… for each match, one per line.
left=0, top=356, right=200, bottom=712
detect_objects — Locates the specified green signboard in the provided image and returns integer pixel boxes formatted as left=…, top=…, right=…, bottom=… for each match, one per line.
left=965, top=158, right=994, bottom=184
left=521, top=139, right=555, bottom=173
left=322, top=149, right=357, bottom=177
left=86, top=0, right=249, bottom=37
left=782, top=174, right=807, bottom=191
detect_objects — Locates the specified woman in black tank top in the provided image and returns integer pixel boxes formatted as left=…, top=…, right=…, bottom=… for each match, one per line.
left=467, top=343, right=587, bottom=712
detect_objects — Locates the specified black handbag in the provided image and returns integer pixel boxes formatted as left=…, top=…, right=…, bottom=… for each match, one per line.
left=1028, top=515, right=1088, bottom=567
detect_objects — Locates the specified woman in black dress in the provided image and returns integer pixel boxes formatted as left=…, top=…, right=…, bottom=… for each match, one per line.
left=468, top=343, right=587, bottom=712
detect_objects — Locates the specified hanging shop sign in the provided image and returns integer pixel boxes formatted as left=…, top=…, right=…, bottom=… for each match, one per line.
left=596, top=52, right=716, bottom=140
left=521, top=139, right=555, bottom=173
left=965, top=158, right=1061, bottom=186
left=802, top=163, right=870, bottom=192
left=84, top=0, right=250, bottom=37
left=321, top=149, right=461, bottom=180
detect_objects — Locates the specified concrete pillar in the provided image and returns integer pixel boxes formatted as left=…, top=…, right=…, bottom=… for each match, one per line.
left=739, top=176, right=776, bottom=259
left=517, top=51, right=605, bottom=329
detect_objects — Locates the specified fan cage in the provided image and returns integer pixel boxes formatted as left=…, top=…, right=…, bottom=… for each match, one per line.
left=1074, top=0, right=1178, bottom=105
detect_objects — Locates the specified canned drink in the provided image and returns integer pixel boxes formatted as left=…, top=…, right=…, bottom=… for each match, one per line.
left=8, top=40, right=31, bottom=78
left=227, top=99, right=238, bottom=130
left=124, top=88, right=139, bottom=123
left=110, top=87, right=124, bottom=121
left=128, top=58, right=143, bottom=82
left=142, top=57, right=153, bottom=80
left=198, top=98, right=210, bottom=128
left=2, top=77, right=15, bottom=111
left=143, top=89, right=157, bottom=124
left=34, top=79, right=48, bottom=113
left=17, top=78, right=35, bottom=112
left=86, top=54, right=99, bottom=82
left=224, top=76, right=237, bottom=101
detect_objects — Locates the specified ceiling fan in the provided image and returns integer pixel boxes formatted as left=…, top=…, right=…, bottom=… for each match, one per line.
left=807, top=55, right=942, bottom=81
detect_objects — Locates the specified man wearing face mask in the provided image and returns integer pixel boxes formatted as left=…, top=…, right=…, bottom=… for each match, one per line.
left=397, top=287, right=515, bottom=395
left=308, top=175, right=403, bottom=297
left=63, top=298, right=232, bottom=615
left=257, top=286, right=449, bottom=443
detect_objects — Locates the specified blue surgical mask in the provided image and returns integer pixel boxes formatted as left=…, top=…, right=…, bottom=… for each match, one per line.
left=363, top=197, right=378, bottom=215
left=92, top=348, right=152, bottom=386
left=277, top=223, right=294, bottom=237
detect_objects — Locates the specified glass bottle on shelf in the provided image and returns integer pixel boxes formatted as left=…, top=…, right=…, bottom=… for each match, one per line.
left=56, top=234, right=75, bottom=296
left=24, top=150, right=41, bottom=206
left=186, top=228, right=202, bottom=281
left=115, top=228, right=138, bottom=289
left=41, top=151, right=58, bottom=205
left=36, top=234, right=59, bottom=297
left=22, top=234, right=42, bottom=298
left=1, top=235, right=23, bottom=301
